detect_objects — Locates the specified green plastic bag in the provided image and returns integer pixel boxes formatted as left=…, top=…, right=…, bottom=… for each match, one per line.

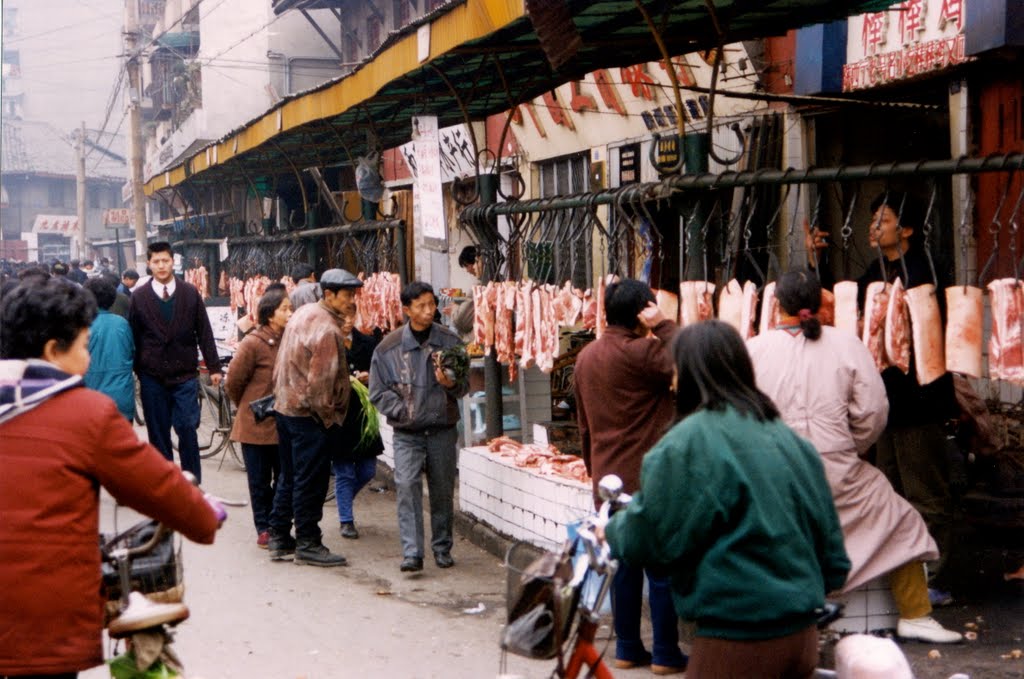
left=108, top=653, right=181, bottom=679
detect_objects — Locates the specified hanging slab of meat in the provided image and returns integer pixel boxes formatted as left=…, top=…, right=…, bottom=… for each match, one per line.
left=494, top=282, right=517, bottom=367
left=581, top=289, right=597, bottom=330
left=944, top=286, right=984, bottom=378
left=654, top=289, right=679, bottom=323
left=517, top=282, right=536, bottom=369
left=218, top=270, right=229, bottom=296
left=987, top=278, right=1024, bottom=384
left=552, top=281, right=584, bottom=327
left=833, top=282, right=860, bottom=336
left=884, top=278, right=911, bottom=374
left=229, top=277, right=245, bottom=312
left=535, top=285, right=559, bottom=373
left=717, top=279, right=745, bottom=334
left=680, top=281, right=717, bottom=327
left=905, top=284, right=946, bottom=385
left=595, top=274, right=619, bottom=338
left=738, top=281, right=758, bottom=340
left=862, top=282, right=892, bottom=371
left=819, top=289, right=835, bottom=326
left=471, top=283, right=496, bottom=352
left=758, top=282, right=778, bottom=336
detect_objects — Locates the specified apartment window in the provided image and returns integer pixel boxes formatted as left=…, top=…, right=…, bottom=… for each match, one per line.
left=535, top=153, right=591, bottom=287
left=88, top=186, right=101, bottom=209
left=2, top=8, right=16, bottom=39
left=366, top=16, right=382, bottom=51
left=394, top=0, right=410, bottom=28
left=48, top=182, right=65, bottom=207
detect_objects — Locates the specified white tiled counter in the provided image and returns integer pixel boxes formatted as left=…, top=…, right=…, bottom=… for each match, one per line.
left=458, top=446, right=594, bottom=550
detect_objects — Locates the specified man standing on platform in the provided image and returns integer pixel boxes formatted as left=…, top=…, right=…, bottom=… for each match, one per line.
left=129, top=241, right=223, bottom=483
left=573, top=278, right=688, bottom=675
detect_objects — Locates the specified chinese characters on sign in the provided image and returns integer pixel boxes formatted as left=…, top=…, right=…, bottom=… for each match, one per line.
left=32, top=215, right=80, bottom=235
left=411, top=115, right=446, bottom=243
left=103, top=208, right=131, bottom=227
left=399, top=124, right=478, bottom=184
left=844, top=0, right=970, bottom=92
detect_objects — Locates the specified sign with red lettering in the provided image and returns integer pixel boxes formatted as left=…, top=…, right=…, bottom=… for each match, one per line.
left=33, top=214, right=80, bottom=235
left=103, top=208, right=131, bottom=227
left=844, top=0, right=972, bottom=91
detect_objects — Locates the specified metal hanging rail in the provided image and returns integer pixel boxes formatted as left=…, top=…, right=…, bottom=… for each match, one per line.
left=461, top=154, right=1024, bottom=219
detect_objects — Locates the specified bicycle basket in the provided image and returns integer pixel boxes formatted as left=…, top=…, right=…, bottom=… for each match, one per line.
left=501, top=540, right=580, bottom=660
left=100, top=519, right=183, bottom=612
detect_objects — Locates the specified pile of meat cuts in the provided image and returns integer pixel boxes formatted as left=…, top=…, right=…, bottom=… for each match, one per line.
left=486, top=436, right=589, bottom=483
left=228, top=275, right=273, bottom=326
left=184, top=266, right=210, bottom=300
left=353, top=272, right=403, bottom=335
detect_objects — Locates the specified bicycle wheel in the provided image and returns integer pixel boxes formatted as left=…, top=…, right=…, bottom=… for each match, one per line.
left=199, top=383, right=229, bottom=459
left=134, top=379, right=146, bottom=427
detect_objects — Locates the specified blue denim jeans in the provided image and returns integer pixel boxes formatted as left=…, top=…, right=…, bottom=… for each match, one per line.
left=332, top=456, right=377, bottom=523
left=241, top=443, right=280, bottom=534
left=138, top=374, right=202, bottom=482
left=269, top=415, right=331, bottom=542
left=612, top=561, right=687, bottom=668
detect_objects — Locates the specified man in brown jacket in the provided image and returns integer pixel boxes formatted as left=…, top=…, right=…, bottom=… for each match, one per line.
left=267, top=268, right=362, bottom=567
left=573, top=278, right=687, bottom=675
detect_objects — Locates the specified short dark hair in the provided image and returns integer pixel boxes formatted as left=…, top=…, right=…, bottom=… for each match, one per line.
left=83, top=277, right=117, bottom=310
left=604, top=279, right=655, bottom=328
left=401, top=281, right=436, bottom=307
left=82, top=259, right=94, bottom=268
left=70, top=260, right=81, bottom=268
left=51, top=262, right=69, bottom=276
left=122, top=269, right=140, bottom=281
left=17, top=266, right=49, bottom=281
left=100, top=271, right=120, bottom=288
left=290, top=263, right=315, bottom=284
left=672, top=320, right=779, bottom=422
left=1, top=278, right=97, bottom=359
left=774, top=270, right=822, bottom=341
left=257, top=283, right=289, bottom=326
left=458, top=246, right=478, bottom=269
left=870, top=191, right=925, bottom=242
left=147, top=241, right=173, bottom=259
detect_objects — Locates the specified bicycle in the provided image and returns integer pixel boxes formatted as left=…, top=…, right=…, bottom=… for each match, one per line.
left=100, top=473, right=243, bottom=678
left=168, top=357, right=245, bottom=471
left=499, top=476, right=856, bottom=679
left=500, top=475, right=629, bottom=679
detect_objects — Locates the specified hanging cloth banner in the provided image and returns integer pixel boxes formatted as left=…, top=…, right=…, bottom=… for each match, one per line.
left=411, top=115, right=446, bottom=245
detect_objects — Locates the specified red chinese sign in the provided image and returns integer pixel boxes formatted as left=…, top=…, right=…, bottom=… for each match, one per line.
left=32, top=214, right=80, bottom=235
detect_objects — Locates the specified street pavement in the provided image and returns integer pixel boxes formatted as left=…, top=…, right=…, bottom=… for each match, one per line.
left=79, top=425, right=1024, bottom=678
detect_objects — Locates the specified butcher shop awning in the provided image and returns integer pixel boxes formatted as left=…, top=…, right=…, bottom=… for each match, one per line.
left=144, top=0, right=901, bottom=196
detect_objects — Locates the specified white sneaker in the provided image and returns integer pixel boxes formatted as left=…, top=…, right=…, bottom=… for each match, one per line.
left=897, top=616, right=963, bottom=643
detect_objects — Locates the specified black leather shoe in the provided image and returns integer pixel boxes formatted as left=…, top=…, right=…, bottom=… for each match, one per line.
left=294, top=540, right=347, bottom=567
left=400, top=556, right=423, bottom=572
left=267, top=529, right=296, bottom=561
left=339, top=522, right=359, bottom=539
left=434, top=552, right=455, bottom=569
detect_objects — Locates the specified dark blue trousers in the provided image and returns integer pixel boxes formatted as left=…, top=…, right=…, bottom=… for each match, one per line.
left=269, top=415, right=332, bottom=542
left=138, top=374, right=202, bottom=482
left=241, top=443, right=280, bottom=534
left=612, top=561, right=687, bottom=668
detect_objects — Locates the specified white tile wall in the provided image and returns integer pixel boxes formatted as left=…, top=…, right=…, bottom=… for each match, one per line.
left=458, top=446, right=594, bottom=550
left=829, top=576, right=899, bottom=634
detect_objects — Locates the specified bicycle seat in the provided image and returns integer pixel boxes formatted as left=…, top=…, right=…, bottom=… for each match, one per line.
left=108, top=591, right=190, bottom=638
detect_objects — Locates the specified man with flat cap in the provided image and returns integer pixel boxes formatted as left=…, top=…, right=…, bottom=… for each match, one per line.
left=267, top=268, right=362, bottom=567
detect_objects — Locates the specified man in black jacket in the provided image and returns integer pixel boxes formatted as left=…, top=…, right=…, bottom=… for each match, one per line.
left=129, top=241, right=222, bottom=482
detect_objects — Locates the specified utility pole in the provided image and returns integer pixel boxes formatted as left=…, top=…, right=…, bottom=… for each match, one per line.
left=125, top=0, right=148, bottom=269
left=76, top=121, right=87, bottom=260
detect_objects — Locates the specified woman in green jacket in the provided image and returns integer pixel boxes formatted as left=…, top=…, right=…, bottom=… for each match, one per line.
left=603, top=320, right=850, bottom=679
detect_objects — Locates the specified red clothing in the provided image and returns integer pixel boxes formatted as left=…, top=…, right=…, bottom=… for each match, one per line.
left=0, top=389, right=219, bottom=676
left=573, top=320, right=678, bottom=501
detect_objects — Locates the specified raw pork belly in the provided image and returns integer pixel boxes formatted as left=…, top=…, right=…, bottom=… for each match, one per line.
left=944, top=285, right=984, bottom=377
left=884, top=278, right=911, bottom=374
left=905, top=284, right=946, bottom=385
left=862, top=282, right=891, bottom=371
left=988, top=278, right=1024, bottom=384
left=833, top=281, right=860, bottom=335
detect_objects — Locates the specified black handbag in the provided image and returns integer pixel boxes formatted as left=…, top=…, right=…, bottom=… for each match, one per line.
left=249, top=394, right=276, bottom=422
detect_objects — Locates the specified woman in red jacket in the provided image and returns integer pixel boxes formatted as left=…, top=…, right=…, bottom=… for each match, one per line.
left=0, top=278, right=222, bottom=679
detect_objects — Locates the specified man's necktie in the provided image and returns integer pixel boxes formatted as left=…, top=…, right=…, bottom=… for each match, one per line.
left=162, top=285, right=170, bottom=301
